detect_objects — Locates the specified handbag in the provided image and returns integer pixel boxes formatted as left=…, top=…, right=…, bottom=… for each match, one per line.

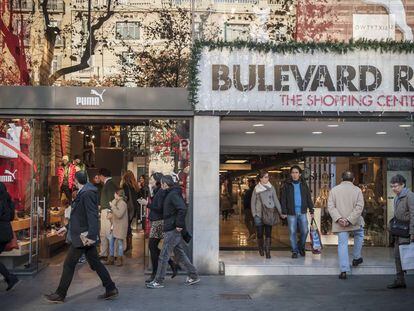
left=182, top=230, right=192, bottom=244
left=389, top=217, right=410, bottom=238
left=4, top=231, right=19, bottom=252
left=258, top=194, right=277, bottom=226
left=399, top=243, right=414, bottom=270
left=310, top=218, right=323, bottom=254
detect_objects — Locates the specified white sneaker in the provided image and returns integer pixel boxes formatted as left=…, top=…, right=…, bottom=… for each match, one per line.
left=185, top=277, right=200, bottom=286
left=146, top=281, right=164, bottom=289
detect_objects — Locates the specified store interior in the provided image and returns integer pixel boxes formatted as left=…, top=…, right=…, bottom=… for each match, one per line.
left=0, top=119, right=191, bottom=271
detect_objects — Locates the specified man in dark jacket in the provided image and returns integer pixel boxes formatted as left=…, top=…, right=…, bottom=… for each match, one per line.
left=147, top=174, right=199, bottom=289
left=243, top=179, right=256, bottom=240
left=45, top=171, right=118, bottom=303
left=281, top=165, right=314, bottom=258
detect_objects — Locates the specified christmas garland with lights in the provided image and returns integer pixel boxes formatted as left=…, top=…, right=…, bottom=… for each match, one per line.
left=188, top=39, right=414, bottom=108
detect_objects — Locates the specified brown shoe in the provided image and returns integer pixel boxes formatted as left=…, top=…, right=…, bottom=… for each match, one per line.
left=104, top=256, right=114, bottom=265
left=115, top=256, right=123, bottom=267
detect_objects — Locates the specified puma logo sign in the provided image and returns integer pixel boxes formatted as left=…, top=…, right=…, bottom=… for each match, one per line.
left=90, top=89, right=106, bottom=102
left=76, top=89, right=106, bottom=106
left=0, top=169, right=17, bottom=182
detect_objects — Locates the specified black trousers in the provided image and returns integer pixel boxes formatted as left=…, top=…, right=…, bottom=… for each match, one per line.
left=256, top=225, right=272, bottom=239
left=56, top=245, right=115, bottom=298
left=0, top=243, right=16, bottom=283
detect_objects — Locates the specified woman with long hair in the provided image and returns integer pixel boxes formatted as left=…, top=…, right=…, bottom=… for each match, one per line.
left=120, top=170, right=140, bottom=253
left=251, top=170, right=283, bottom=259
left=0, top=182, right=20, bottom=291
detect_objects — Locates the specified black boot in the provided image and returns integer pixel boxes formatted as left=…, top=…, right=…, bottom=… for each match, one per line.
left=387, top=279, right=406, bottom=289
left=169, top=259, right=179, bottom=279
left=265, top=238, right=271, bottom=259
left=125, top=234, right=132, bottom=253
left=257, top=238, right=264, bottom=256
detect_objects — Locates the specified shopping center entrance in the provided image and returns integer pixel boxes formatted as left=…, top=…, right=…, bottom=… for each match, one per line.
left=218, top=118, right=414, bottom=275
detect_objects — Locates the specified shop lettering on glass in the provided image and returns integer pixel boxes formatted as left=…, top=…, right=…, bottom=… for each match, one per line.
left=198, top=50, right=414, bottom=112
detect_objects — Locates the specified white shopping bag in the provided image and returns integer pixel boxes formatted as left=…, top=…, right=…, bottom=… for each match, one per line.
left=399, top=243, right=414, bottom=270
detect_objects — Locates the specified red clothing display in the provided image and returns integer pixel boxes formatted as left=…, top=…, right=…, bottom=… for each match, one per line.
left=57, top=164, right=76, bottom=190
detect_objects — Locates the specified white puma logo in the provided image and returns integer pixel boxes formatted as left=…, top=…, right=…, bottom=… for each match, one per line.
left=362, top=0, right=413, bottom=41
left=4, top=169, right=17, bottom=180
left=90, top=89, right=106, bottom=102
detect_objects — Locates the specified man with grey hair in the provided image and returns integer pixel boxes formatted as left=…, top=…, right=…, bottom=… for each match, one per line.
left=328, top=171, right=365, bottom=280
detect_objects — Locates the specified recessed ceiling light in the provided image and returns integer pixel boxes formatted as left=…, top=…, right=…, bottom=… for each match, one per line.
left=312, top=131, right=323, bottom=135
left=245, top=131, right=256, bottom=134
left=376, top=131, right=387, bottom=135
left=225, top=160, right=248, bottom=164
left=327, top=124, right=339, bottom=128
left=399, top=124, right=412, bottom=128
left=280, top=166, right=291, bottom=170
left=219, top=170, right=228, bottom=173
left=253, top=124, right=264, bottom=127
left=269, top=170, right=282, bottom=173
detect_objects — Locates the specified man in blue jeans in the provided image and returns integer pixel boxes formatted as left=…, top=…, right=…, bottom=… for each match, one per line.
left=328, top=171, right=365, bottom=280
left=281, top=165, right=314, bottom=258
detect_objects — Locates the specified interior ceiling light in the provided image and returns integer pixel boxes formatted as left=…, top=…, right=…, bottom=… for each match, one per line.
left=376, top=131, right=387, bottom=135
left=225, top=160, right=248, bottom=164
left=280, top=166, right=291, bottom=170
left=269, top=170, right=282, bottom=173
left=245, top=131, right=256, bottom=134
left=327, top=124, right=339, bottom=128
left=399, top=124, right=412, bottom=128
left=253, top=124, right=264, bottom=127
left=312, top=131, right=323, bottom=135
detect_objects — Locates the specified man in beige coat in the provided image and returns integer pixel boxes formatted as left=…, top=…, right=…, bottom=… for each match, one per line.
left=328, top=171, right=365, bottom=280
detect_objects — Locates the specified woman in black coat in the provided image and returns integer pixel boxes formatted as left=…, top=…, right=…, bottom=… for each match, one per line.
left=144, top=173, right=177, bottom=284
left=0, top=182, right=20, bottom=291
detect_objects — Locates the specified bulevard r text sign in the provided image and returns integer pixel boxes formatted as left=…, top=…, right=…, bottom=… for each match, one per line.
left=195, top=48, right=414, bottom=113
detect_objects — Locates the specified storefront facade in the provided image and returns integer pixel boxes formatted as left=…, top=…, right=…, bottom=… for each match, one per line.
left=0, top=86, right=201, bottom=273
left=189, top=41, right=414, bottom=274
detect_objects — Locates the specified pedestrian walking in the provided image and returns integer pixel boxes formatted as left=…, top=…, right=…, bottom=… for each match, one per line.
left=98, top=168, right=117, bottom=260
left=144, top=172, right=178, bottom=284
left=45, top=171, right=118, bottom=303
left=220, top=179, right=232, bottom=221
left=0, top=182, right=20, bottom=291
left=146, top=174, right=199, bottom=289
left=251, top=170, right=283, bottom=259
left=243, top=178, right=256, bottom=241
left=387, top=174, right=414, bottom=289
left=104, top=189, right=128, bottom=267
left=120, top=170, right=140, bottom=253
left=281, top=165, right=314, bottom=258
left=327, top=171, right=365, bottom=280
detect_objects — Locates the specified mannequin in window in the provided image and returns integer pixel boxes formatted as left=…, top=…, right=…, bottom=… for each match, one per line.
left=58, top=155, right=75, bottom=203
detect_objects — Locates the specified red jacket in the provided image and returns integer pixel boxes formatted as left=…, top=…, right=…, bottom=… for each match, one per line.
left=57, top=164, right=76, bottom=190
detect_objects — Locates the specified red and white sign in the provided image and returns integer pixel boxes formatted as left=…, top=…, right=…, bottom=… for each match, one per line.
left=196, top=48, right=414, bottom=113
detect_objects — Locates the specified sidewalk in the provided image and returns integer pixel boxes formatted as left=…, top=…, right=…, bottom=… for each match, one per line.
left=1, top=258, right=414, bottom=311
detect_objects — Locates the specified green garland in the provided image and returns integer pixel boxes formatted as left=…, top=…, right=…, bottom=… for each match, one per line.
left=188, top=39, right=414, bottom=108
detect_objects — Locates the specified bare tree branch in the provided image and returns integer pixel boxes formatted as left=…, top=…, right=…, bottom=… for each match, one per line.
left=48, top=0, right=114, bottom=85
